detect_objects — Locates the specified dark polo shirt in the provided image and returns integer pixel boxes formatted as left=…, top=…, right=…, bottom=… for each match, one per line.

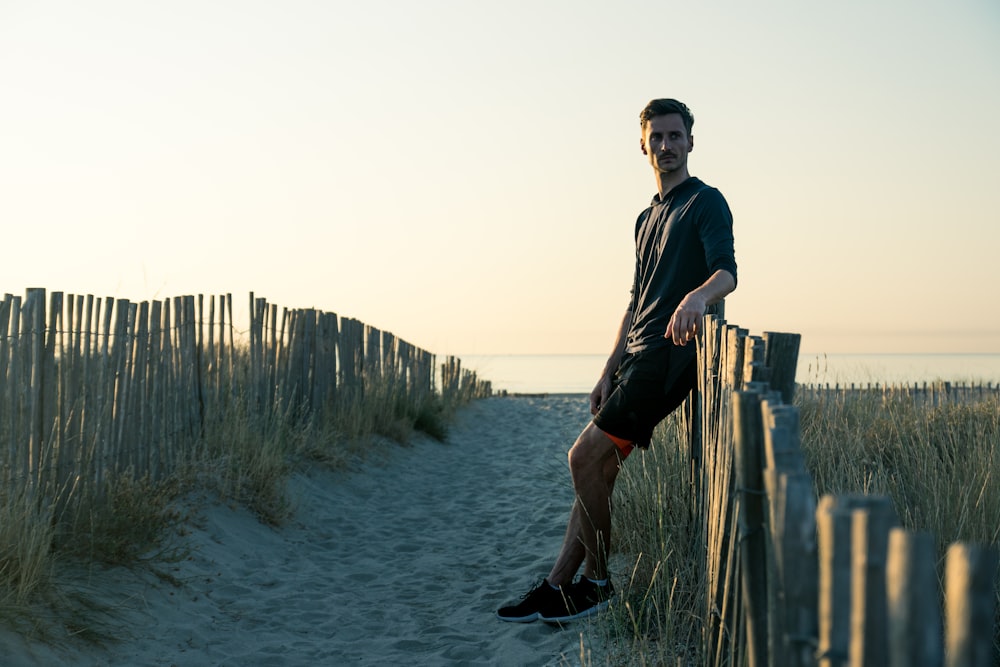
left=625, top=176, right=737, bottom=355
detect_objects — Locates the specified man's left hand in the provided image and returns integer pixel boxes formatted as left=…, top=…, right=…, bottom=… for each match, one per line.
left=665, top=294, right=707, bottom=346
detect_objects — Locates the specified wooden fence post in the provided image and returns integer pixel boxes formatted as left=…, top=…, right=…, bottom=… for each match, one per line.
left=314, top=312, right=337, bottom=412
left=849, top=498, right=898, bottom=667
left=762, top=332, right=801, bottom=404
left=762, top=402, right=816, bottom=667
left=249, top=293, right=264, bottom=412
left=944, top=543, right=999, bottom=667
left=26, top=288, right=46, bottom=488
left=817, top=494, right=897, bottom=667
left=734, top=388, right=768, bottom=667
left=41, top=291, right=61, bottom=493
left=299, top=308, right=316, bottom=415
left=743, top=334, right=767, bottom=386
left=149, top=300, right=165, bottom=479
left=817, top=494, right=852, bottom=667
left=887, top=529, right=944, bottom=667
left=701, top=318, right=742, bottom=667
left=727, top=325, right=748, bottom=390
left=779, top=472, right=818, bottom=667
left=133, top=301, right=151, bottom=477
left=1, top=295, right=14, bottom=486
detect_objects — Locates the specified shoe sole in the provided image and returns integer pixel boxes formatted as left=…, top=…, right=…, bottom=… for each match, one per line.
left=538, top=599, right=611, bottom=624
left=495, top=611, right=540, bottom=623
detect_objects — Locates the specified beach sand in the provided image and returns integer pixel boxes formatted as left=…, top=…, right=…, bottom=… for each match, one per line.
left=5, top=394, right=604, bottom=666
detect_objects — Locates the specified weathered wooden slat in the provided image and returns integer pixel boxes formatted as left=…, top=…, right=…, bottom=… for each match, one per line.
left=149, top=300, right=165, bottom=479
left=848, top=499, right=897, bottom=667
left=734, top=389, right=768, bottom=667
left=42, top=291, right=61, bottom=492
left=886, top=529, right=944, bottom=667
left=944, top=543, right=999, bottom=667
left=268, top=303, right=279, bottom=409
left=302, top=309, right=317, bottom=413
left=133, top=301, right=151, bottom=477
left=26, top=288, right=46, bottom=487
left=762, top=332, right=800, bottom=404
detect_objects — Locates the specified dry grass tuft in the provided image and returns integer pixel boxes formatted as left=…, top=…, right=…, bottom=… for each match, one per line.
left=197, top=398, right=297, bottom=526
left=0, top=486, right=57, bottom=607
left=585, top=412, right=705, bottom=666
left=798, top=392, right=1000, bottom=548
left=57, top=475, right=188, bottom=566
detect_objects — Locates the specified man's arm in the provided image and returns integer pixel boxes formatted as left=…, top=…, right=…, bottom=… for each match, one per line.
left=590, top=310, right=632, bottom=415
left=664, top=269, right=736, bottom=347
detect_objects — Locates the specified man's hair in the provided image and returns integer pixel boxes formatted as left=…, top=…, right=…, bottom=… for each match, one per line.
left=639, top=99, right=694, bottom=136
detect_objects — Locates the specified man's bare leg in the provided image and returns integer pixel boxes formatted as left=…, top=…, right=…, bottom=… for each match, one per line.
left=547, top=423, right=623, bottom=586
left=546, top=500, right=586, bottom=587
left=497, top=424, right=625, bottom=622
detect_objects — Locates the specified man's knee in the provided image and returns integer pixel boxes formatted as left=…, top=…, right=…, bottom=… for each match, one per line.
left=568, top=425, right=616, bottom=480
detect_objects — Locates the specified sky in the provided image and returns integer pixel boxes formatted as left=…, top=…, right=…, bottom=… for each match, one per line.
left=1, top=0, right=998, bottom=357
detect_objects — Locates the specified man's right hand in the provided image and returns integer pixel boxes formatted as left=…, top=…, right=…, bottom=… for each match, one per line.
left=590, top=376, right=613, bottom=415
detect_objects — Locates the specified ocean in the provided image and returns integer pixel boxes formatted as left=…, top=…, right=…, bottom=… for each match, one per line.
left=456, top=353, right=1000, bottom=395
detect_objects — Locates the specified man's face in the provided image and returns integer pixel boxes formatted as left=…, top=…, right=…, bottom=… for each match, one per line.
left=641, top=113, right=693, bottom=175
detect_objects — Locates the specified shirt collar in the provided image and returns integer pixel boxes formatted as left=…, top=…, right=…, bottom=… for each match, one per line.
left=650, top=176, right=698, bottom=206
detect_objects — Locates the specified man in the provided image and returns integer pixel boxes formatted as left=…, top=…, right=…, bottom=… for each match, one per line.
left=496, top=99, right=737, bottom=624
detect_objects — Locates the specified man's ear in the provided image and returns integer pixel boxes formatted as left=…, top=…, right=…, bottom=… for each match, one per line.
left=688, top=134, right=694, bottom=152
left=640, top=138, right=647, bottom=155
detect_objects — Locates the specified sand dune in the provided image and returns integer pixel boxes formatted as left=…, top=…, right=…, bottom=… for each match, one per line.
left=6, top=395, right=603, bottom=666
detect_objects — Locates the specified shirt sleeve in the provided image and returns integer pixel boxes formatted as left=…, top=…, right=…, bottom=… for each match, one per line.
left=695, top=188, right=738, bottom=287
left=628, top=208, right=650, bottom=311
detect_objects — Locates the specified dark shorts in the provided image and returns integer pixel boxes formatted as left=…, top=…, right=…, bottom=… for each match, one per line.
left=592, top=345, right=696, bottom=450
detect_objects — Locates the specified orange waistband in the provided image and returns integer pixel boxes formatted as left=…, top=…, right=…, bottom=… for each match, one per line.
left=603, top=431, right=635, bottom=458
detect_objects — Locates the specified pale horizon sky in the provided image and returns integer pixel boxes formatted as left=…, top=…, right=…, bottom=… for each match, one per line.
left=2, top=0, right=998, bottom=357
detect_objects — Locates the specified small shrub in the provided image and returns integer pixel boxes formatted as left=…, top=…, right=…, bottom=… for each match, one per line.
left=59, top=475, right=186, bottom=566
left=413, top=397, right=448, bottom=441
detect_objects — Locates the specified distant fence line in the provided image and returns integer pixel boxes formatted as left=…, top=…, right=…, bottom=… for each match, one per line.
left=0, top=288, right=490, bottom=501
left=690, top=314, right=998, bottom=667
left=798, top=380, right=999, bottom=407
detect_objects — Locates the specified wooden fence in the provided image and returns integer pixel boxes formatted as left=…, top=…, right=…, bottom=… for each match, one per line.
left=691, top=314, right=998, bottom=667
left=798, top=381, right=999, bottom=407
left=1, top=288, right=490, bottom=509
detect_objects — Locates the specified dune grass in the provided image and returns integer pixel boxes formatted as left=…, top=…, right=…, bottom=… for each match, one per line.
left=0, top=487, right=57, bottom=608
left=583, top=387, right=1000, bottom=666
left=0, top=373, right=461, bottom=647
left=798, top=390, right=1000, bottom=547
left=798, top=388, right=1000, bottom=661
left=576, top=412, right=704, bottom=666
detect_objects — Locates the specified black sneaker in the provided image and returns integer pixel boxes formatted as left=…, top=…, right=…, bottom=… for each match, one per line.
left=538, top=578, right=614, bottom=624
left=496, top=579, right=568, bottom=623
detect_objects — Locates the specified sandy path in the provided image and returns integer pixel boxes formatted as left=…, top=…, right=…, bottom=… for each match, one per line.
left=7, top=395, right=599, bottom=666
